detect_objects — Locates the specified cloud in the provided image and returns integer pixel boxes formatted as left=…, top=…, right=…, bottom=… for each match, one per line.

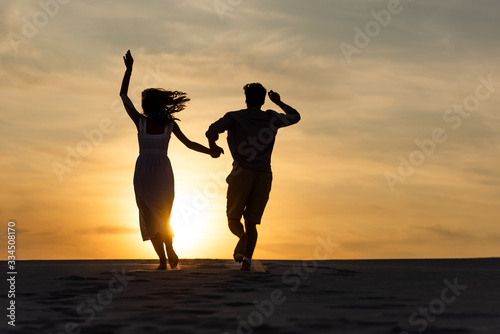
left=90, top=226, right=136, bottom=235
left=413, top=224, right=473, bottom=241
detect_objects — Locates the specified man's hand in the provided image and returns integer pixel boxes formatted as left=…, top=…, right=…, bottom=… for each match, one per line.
left=123, top=50, right=134, bottom=71
left=268, top=90, right=281, bottom=105
left=210, top=145, right=224, bottom=158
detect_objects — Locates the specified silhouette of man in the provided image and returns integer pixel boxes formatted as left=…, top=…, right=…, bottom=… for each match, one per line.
left=206, top=83, right=301, bottom=270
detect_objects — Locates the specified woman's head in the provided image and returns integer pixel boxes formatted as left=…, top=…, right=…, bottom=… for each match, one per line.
left=141, top=88, right=190, bottom=121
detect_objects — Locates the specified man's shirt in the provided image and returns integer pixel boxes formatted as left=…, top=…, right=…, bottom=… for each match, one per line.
left=206, top=105, right=300, bottom=172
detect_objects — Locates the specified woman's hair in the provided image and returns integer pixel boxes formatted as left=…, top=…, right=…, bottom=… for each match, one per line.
left=141, top=88, right=190, bottom=121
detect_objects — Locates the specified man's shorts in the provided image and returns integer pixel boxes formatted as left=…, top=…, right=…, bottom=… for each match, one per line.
left=226, top=168, right=273, bottom=225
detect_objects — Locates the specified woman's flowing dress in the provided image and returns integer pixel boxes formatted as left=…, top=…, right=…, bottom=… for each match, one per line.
left=133, top=117, right=175, bottom=241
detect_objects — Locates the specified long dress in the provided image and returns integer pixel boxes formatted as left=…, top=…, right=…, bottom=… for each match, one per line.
left=133, top=117, right=175, bottom=241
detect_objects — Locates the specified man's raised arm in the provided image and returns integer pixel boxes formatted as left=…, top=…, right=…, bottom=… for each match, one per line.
left=268, top=90, right=301, bottom=127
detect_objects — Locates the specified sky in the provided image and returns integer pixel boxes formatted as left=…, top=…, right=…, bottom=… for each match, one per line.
left=0, top=0, right=499, bottom=261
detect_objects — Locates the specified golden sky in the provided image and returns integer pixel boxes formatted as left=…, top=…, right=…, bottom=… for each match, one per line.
left=1, top=0, right=499, bottom=260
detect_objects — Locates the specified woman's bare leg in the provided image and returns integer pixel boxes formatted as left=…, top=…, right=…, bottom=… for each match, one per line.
left=151, top=234, right=167, bottom=270
left=164, top=236, right=178, bottom=269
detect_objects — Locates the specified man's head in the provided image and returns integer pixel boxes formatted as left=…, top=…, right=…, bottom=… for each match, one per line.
left=244, top=83, right=266, bottom=108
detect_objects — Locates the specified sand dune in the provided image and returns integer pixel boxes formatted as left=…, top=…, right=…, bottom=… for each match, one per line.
left=5, top=258, right=500, bottom=333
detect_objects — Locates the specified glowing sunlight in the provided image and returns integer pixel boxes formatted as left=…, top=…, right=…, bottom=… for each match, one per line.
left=170, top=189, right=212, bottom=257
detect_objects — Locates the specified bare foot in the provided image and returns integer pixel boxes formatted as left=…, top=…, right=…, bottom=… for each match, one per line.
left=167, top=250, right=179, bottom=269
left=168, top=257, right=178, bottom=269
left=240, top=257, right=251, bottom=271
left=157, top=261, right=167, bottom=270
left=234, top=253, right=245, bottom=263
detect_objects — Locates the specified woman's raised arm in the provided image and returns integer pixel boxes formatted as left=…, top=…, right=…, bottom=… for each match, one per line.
left=120, top=50, right=141, bottom=127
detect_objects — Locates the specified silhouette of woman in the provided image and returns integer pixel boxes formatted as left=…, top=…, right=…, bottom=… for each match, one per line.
left=120, top=50, right=223, bottom=270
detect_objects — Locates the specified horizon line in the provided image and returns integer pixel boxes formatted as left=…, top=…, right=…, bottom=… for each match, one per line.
left=5, top=256, right=500, bottom=262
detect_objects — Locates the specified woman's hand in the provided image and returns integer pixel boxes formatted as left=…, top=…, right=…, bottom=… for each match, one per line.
left=123, top=50, right=134, bottom=71
left=210, top=145, right=224, bottom=158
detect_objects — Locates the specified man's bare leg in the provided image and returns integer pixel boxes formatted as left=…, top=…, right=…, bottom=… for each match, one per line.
left=241, top=222, right=258, bottom=271
left=229, top=219, right=247, bottom=263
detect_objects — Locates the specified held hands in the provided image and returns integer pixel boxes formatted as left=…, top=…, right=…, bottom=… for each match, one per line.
left=210, top=145, right=224, bottom=158
left=268, top=90, right=281, bottom=104
left=123, top=50, right=134, bottom=71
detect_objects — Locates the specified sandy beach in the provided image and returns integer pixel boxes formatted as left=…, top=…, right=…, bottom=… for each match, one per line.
left=3, top=258, right=500, bottom=334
